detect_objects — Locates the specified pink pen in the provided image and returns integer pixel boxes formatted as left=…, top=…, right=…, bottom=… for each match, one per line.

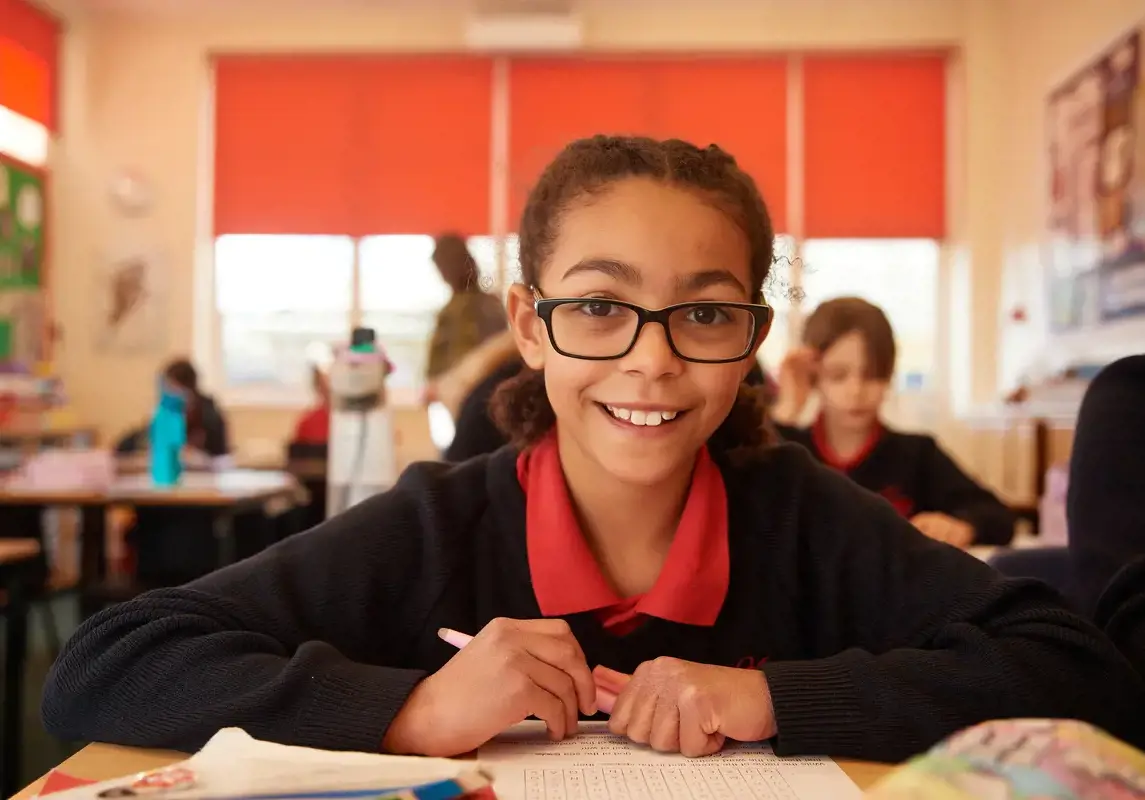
left=437, top=628, right=619, bottom=713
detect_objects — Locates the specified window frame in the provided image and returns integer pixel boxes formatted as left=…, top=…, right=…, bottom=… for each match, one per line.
left=205, top=234, right=519, bottom=409
left=204, top=232, right=947, bottom=416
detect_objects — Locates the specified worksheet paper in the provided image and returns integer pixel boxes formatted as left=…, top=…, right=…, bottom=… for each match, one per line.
left=478, top=722, right=862, bottom=800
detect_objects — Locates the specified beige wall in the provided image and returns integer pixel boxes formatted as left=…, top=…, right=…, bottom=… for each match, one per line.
left=996, top=0, right=1145, bottom=382
left=41, top=0, right=1145, bottom=477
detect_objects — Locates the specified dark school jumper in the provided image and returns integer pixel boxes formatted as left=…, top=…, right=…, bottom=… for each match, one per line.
left=42, top=440, right=1139, bottom=764
left=776, top=419, right=1017, bottom=546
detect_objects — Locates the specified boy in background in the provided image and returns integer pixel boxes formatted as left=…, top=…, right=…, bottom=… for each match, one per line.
left=773, top=297, right=1015, bottom=548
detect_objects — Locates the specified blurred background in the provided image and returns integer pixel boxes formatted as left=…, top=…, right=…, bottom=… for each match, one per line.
left=1, top=0, right=1144, bottom=789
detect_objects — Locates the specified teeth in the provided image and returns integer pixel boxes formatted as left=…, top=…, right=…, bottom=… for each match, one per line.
left=605, top=406, right=680, bottom=426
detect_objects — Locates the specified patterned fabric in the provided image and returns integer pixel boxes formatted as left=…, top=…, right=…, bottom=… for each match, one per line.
left=867, top=719, right=1145, bottom=799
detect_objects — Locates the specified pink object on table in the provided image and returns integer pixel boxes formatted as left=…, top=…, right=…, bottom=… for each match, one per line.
left=1039, top=464, right=1069, bottom=545
left=17, top=449, right=116, bottom=491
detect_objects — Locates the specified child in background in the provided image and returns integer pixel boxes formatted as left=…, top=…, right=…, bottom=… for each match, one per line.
left=291, top=365, right=332, bottom=445
left=44, top=136, right=1138, bottom=764
left=772, top=297, right=1016, bottom=548
left=424, top=233, right=509, bottom=383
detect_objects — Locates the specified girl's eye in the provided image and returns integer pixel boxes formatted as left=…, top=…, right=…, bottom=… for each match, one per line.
left=579, top=301, right=618, bottom=317
left=686, top=305, right=731, bottom=325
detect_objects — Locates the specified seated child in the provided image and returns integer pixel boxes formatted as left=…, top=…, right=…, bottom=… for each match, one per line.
left=115, top=358, right=233, bottom=586
left=772, top=298, right=1016, bottom=548
left=43, top=136, right=1139, bottom=765
left=291, top=365, right=331, bottom=446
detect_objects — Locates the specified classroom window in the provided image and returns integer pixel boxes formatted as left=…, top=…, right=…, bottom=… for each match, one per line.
left=358, top=234, right=504, bottom=395
left=0, top=105, right=49, bottom=167
left=213, top=233, right=516, bottom=403
left=213, top=235, right=355, bottom=392
left=799, top=238, right=941, bottom=393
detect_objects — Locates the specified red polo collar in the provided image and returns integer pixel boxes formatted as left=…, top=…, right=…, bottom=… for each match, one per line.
left=811, top=414, right=884, bottom=472
left=517, top=433, right=729, bottom=631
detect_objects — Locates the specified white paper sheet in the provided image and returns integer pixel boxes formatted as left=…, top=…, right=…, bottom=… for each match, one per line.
left=42, top=729, right=469, bottom=800
left=478, top=722, right=862, bottom=800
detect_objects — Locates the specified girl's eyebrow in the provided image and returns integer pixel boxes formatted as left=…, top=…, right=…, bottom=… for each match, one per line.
left=677, top=269, right=748, bottom=295
left=561, top=259, right=748, bottom=295
left=561, top=258, right=640, bottom=284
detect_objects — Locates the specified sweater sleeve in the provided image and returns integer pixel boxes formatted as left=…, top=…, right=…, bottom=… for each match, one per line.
left=1096, top=556, right=1145, bottom=676
left=918, top=436, right=1017, bottom=545
left=41, top=464, right=464, bottom=754
left=761, top=461, right=1145, bottom=762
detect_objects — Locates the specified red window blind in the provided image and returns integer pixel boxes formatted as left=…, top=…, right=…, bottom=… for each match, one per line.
left=0, top=0, right=60, bottom=130
left=645, top=58, right=788, bottom=232
left=802, top=54, right=947, bottom=239
left=214, top=55, right=493, bottom=237
left=507, top=59, right=653, bottom=227
left=214, top=57, right=360, bottom=236
left=508, top=57, right=788, bottom=231
left=357, top=56, right=492, bottom=236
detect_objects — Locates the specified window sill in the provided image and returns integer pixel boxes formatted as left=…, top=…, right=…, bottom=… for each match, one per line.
left=219, top=385, right=423, bottom=410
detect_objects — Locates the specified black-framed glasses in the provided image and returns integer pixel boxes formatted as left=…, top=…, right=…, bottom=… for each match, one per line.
left=532, top=288, right=773, bottom=364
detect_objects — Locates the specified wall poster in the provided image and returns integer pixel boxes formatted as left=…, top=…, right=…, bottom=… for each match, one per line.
left=1046, top=28, right=1145, bottom=330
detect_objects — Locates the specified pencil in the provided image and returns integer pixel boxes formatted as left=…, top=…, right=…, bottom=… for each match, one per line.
left=436, top=628, right=619, bottom=713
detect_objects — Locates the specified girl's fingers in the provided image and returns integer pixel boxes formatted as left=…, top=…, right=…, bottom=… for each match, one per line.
left=594, top=665, right=631, bottom=693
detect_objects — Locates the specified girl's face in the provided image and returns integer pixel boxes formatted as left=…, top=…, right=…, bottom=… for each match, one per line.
left=507, top=177, right=760, bottom=487
left=815, top=330, right=889, bottom=432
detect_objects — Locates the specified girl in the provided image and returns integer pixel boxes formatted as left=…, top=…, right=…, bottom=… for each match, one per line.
left=772, top=298, right=1016, bottom=548
left=43, top=136, right=1140, bottom=763
left=116, top=358, right=230, bottom=462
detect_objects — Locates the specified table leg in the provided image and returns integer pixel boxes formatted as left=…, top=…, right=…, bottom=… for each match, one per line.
left=1, top=564, right=31, bottom=799
left=213, top=514, right=235, bottom=569
left=79, top=505, right=108, bottom=620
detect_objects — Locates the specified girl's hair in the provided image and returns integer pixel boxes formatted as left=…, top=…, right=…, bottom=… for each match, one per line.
left=802, top=297, right=897, bottom=381
left=433, top=233, right=481, bottom=292
left=489, top=135, right=778, bottom=462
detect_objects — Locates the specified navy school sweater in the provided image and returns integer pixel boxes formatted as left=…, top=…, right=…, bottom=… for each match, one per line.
left=42, top=443, right=1141, bottom=763
left=775, top=423, right=1017, bottom=546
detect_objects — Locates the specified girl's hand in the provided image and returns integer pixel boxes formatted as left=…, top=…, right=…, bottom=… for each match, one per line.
left=773, top=347, right=818, bottom=424
left=911, top=512, right=975, bottom=548
left=383, top=618, right=596, bottom=757
left=595, top=659, right=776, bottom=757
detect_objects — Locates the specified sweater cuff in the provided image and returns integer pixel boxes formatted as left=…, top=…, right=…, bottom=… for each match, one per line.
left=296, top=661, right=427, bottom=753
left=761, top=657, right=869, bottom=757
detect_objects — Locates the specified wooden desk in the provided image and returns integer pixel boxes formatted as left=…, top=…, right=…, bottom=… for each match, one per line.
left=11, top=743, right=894, bottom=799
left=1, top=539, right=41, bottom=799
left=0, top=471, right=301, bottom=617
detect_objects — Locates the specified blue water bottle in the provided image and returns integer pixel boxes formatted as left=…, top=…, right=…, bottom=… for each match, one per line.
left=150, top=378, right=187, bottom=486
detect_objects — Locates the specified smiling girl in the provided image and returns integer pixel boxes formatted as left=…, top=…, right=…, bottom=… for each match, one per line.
left=44, top=136, right=1140, bottom=764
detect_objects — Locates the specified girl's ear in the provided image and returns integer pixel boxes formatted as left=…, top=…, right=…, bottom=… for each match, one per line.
left=505, top=284, right=547, bottom=370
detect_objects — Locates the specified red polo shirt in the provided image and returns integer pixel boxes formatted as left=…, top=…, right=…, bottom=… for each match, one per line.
left=517, top=433, right=729, bottom=634
left=811, top=415, right=884, bottom=471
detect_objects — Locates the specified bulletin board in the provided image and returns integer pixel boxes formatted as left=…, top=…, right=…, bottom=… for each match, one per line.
left=1046, top=27, right=1145, bottom=331
left=0, top=152, right=48, bottom=366
left=0, top=153, right=45, bottom=289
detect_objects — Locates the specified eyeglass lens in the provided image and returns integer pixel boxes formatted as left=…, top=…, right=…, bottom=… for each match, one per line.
left=548, top=300, right=757, bottom=360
